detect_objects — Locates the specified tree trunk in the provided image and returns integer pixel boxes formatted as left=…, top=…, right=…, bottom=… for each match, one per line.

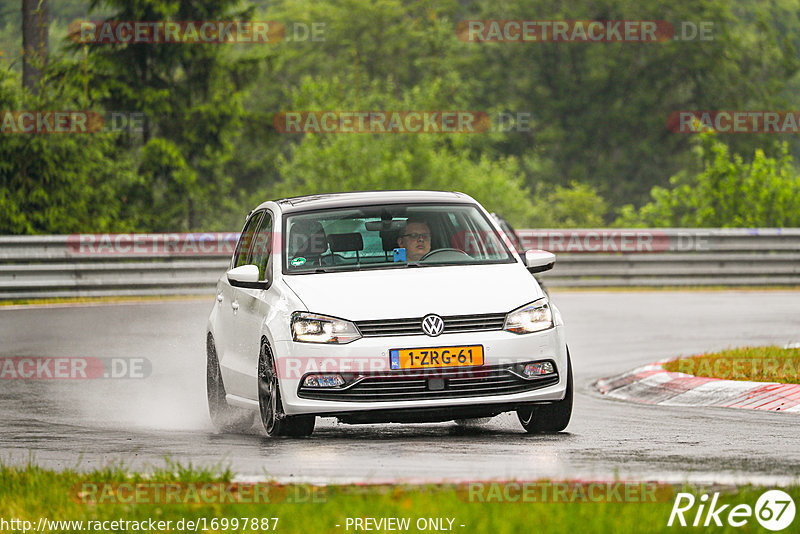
left=22, top=0, right=49, bottom=94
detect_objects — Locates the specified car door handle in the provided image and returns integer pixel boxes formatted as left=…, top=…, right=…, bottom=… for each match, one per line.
left=231, top=301, right=239, bottom=311
left=216, top=294, right=224, bottom=303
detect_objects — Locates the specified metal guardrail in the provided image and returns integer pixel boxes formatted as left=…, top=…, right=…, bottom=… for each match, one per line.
left=0, top=234, right=235, bottom=298
left=0, top=229, right=798, bottom=298
left=517, top=229, right=800, bottom=287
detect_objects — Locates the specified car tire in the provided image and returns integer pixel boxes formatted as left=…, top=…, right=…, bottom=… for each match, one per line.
left=516, top=349, right=573, bottom=433
left=258, top=338, right=315, bottom=437
left=206, top=334, right=254, bottom=433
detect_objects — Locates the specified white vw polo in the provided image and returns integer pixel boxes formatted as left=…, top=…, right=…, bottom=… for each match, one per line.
left=206, top=190, right=572, bottom=437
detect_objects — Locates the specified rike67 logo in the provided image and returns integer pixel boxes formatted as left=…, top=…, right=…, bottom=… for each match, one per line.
left=668, top=490, right=796, bottom=531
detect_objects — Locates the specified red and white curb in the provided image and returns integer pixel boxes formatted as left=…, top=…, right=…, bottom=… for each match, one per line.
left=595, top=360, right=800, bottom=412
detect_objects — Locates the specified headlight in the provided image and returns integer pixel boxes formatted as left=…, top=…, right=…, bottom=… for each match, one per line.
left=291, top=312, right=362, bottom=344
left=504, top=298, right=553, bottom=334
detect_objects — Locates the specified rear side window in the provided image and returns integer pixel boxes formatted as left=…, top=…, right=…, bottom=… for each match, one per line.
left=233, top=211, right=264, bottom=268
left=250, top=212, right=273, bottom=280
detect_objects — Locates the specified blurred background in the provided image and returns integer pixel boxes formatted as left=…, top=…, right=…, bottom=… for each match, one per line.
left=1, top=0, right=799, bottom=234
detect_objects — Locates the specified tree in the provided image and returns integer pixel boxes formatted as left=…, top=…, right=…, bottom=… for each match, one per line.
left=0, top=67, right=136, bottom=234
left=78, top=0, right=265, bottom=230
left=457, top=0, right=800, bottom=205
left=21, top=0, right=49, bottom=93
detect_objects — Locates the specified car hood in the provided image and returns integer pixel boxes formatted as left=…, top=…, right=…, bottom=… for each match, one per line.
left=282, top=263, right=543, bottom=320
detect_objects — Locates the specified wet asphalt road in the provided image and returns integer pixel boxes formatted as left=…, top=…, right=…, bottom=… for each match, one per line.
left=1, top=290, right=799, bottom=484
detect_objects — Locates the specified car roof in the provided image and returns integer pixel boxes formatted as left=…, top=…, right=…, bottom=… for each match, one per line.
left=258, top=190, right=476, bottom=213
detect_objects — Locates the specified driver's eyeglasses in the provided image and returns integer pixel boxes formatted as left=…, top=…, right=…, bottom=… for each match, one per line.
left=401, top=233, right=431, bottom=241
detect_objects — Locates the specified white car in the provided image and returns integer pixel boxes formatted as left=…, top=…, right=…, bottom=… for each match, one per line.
left=206, top=190, right=572, bottom=437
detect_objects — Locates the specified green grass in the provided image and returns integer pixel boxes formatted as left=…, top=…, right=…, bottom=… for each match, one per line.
left=663, top=346, right=800, bottom=384
left=1, top=462, right=798, bottom=533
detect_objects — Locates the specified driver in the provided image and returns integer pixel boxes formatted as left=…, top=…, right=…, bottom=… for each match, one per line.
left=397, top=218, right=432, bottom=261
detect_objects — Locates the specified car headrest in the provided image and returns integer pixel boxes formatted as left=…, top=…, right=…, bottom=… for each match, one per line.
left=327, top=232, right=364, bottom=253
left=289, top=220, right=328, bottom=258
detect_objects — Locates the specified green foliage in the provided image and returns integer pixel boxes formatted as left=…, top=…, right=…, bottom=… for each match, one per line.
left=256, top=71, right=609, bottom=228
left=120, top=138, right=197, bottom=231
left=3, top=0, right=800, bottom=233
left=0, top=131, right=134, bottom=233
left=615, top=133, right=800, bottom=227
left=269, top=132, right=538, bottom=228
left=529, top=182, right=608, bottom=228
left=460, top=0, right=800, bottom=205
left=265, top=0, right=463, bottom=93
left=52, top=0, right=265, bottom=231
left=0, top=66, right=136, bottom=234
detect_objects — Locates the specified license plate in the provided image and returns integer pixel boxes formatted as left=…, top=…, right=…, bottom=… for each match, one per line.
left=389, top=345, right=484, bottom=370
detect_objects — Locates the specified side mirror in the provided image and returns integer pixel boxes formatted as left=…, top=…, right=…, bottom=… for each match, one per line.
left=524, top=250, right=556, bottom=273
left=227, top=264, right=267, bottom=289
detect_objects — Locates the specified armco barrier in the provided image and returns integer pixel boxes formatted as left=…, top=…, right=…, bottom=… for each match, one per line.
left=0, top=229, right=798, bottom=298
left=519, top=228, right=800, bottom=287
left=0, top=233, right=236, bottom=299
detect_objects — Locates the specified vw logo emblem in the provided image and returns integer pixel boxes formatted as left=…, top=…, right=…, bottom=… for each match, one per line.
left=421, top=314, right=444, bottom=337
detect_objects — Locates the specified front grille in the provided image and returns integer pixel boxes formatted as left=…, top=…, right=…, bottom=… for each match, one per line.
left=297, top=363, right=559, bottom=402
left=355, top=312, right=507, bottom=337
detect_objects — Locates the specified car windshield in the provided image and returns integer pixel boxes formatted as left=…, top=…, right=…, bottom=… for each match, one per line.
left=283, top=203, right=514, bottom=273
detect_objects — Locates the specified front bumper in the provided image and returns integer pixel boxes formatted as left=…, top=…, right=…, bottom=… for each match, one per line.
left=273, top=325, right=568, bottom=416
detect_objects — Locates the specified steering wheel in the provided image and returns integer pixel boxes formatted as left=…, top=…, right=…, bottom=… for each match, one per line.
left=419, top=248, right=472, bottom=262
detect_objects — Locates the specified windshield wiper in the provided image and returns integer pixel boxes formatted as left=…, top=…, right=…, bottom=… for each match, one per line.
left=351, top=262, right=411, bottom=271
left=414, top=261, right=469, bottom=267
left=295, top=263, right=411, bottom=274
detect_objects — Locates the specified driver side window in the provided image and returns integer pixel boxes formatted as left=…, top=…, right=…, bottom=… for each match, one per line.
left=250, top=212, right=273, bottom=281
left=233, top=211, right=264, bottom=268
